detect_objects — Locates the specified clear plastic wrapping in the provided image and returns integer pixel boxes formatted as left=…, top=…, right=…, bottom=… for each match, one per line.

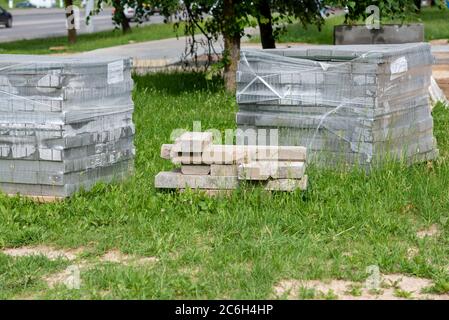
left=0, top=55, right=135, bottom=197
left=236, top=43, right=438, bottom=167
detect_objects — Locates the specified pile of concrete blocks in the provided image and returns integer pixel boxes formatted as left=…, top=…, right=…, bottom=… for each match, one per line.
left=0, top=55, right=135, bottom=200
left=155, top=132, right=308, bottom=194
left=237, top=43, right=438, bottom=168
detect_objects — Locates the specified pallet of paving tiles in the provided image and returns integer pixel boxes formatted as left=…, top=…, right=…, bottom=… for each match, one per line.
left=0, top=54, right=136, bottom=200
left=236, top=43, right=438, bottom=168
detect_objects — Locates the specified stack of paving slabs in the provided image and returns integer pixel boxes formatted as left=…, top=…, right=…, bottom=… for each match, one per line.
left=155, top=132, right=308, bottom=194
left=0, top=54, right=135, bottom=200
left=236, top=43, right=438, bottom=168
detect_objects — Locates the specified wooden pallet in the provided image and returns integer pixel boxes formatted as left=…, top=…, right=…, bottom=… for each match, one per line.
left=433, top=55, right=449, bottom=99
left=6, top=194, right=64, bottom=203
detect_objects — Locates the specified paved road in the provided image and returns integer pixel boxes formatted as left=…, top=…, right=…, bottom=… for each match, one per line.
left=0, top=8, right=165, bottom=43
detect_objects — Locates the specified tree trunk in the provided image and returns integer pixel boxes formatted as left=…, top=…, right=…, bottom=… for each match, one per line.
left=257, top=0, right=275, bottom=49
left=121, top=16, right=131, bottom=33
left=113, top=0, right=132, bottom=33
left=414, top=0, right=421, bottom=11
left=65, top=0, right=77, bottom=44
left=223, top=33, right=240, bottom=93
left=223, top=0, right=240, bottom=93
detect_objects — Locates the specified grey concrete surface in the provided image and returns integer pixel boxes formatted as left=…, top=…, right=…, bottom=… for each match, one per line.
left=74, top=34, right=222, bottom=63
left=334, top=24, right=425, bottom=45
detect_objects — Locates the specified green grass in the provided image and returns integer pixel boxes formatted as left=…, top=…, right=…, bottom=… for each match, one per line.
left=250, top=7, right=449, bottom=45
left=0, top=254, right=68, bottom=299
left=419, top=6, right=449, bottom=41
left=0, top=21, right=183, bottom=55
left=394, top=288, right=413, bottom=299
left=0, top=0, right=13, bottom=8
left=0, top=72, right=448, bottom=299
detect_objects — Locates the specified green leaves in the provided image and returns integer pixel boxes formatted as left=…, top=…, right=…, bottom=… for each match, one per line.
left=347, top=1, right=356, bottom=10
left=329, top=0, right=419, bottom=24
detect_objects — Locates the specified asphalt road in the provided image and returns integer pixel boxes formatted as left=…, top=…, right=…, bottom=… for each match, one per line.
left=0, top=8, right=166, bottom=43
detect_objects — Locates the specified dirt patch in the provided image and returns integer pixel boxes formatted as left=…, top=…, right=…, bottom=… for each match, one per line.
left=2, top=245, right=84, bottom=261
left=407, top=247, right=419, bottom=260
left=273, top=274, right=449, bottom=300
left=416, top=224, right=440, bottom=238
left=180, top=266, right=202, bottom=282
left=44, top=263, right=87, bottom=289
left=430, top=39, right=449, bottom=45
left=43, top=250, right=159, bottom=289
left=4, top=246, right=159, bottom=290
left=100, top=249, right=159, bottom=266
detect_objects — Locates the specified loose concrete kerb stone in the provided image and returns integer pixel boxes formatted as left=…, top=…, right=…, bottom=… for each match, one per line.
left=265, top=176, right=308, bottom=191
left=181, top=165, right=211, bottom=175
left=155, top=170, right=239, bottom=190
left=210, top=164, right=238, bottom=176
left=171, top=153, right=203, bottom=165
left=253, top=146, right=307, bottom=162
left=202, top=145, right=252, bottom=165
left=160, top=144, right=173, bottom=160
left=238, top=161, right=306, bottom=180
left=173, top=132, right=213, bottom=153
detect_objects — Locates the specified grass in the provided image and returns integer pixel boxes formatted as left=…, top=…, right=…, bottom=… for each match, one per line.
left=0, top=21, right=184, bottom=55
left=394, top=288, right=413, bottom=299
left=0, top=254, right=68, bottom=299
left=250, top=7, right=449, bottom=45
left=0, top=72, right=448, bottom=299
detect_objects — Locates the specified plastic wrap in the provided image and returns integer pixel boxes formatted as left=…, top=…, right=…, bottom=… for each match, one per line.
left=236, top=43, right=438, bottom=167
left=0, top=55, right=135, bottom=197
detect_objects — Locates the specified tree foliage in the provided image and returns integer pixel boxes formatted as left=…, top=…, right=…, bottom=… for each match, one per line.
left=326, top=0, right=420, bottom=24
left=95, top=0, right=155, bottom=33
left=130, top=0, right=435, bottom=90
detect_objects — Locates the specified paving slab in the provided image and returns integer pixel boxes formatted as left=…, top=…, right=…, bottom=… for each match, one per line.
left=171, top=153, right=203, bottom=165
left=181, top=165, right=211, bottom=175
left=264, top=176, right=308, bottom=191
left=202, top=145, right=253, bottom=165
left=238, top=161, right=306, bottom=180
left=160, top=144, right=173, bottom=160
left=173, top=132, right=213, bottom=153
left=155, top=170, right=238, bottom=190
left=210, top=164, right=238, bottom=177
left=253, top=146, right=307, bottom=161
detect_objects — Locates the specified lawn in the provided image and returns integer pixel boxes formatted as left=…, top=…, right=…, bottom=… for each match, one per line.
left=250, top=7, right=449, bottom=45
left=0, top=21, right=184, bottom=55
left=0, top=72, right=448, bottom=299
